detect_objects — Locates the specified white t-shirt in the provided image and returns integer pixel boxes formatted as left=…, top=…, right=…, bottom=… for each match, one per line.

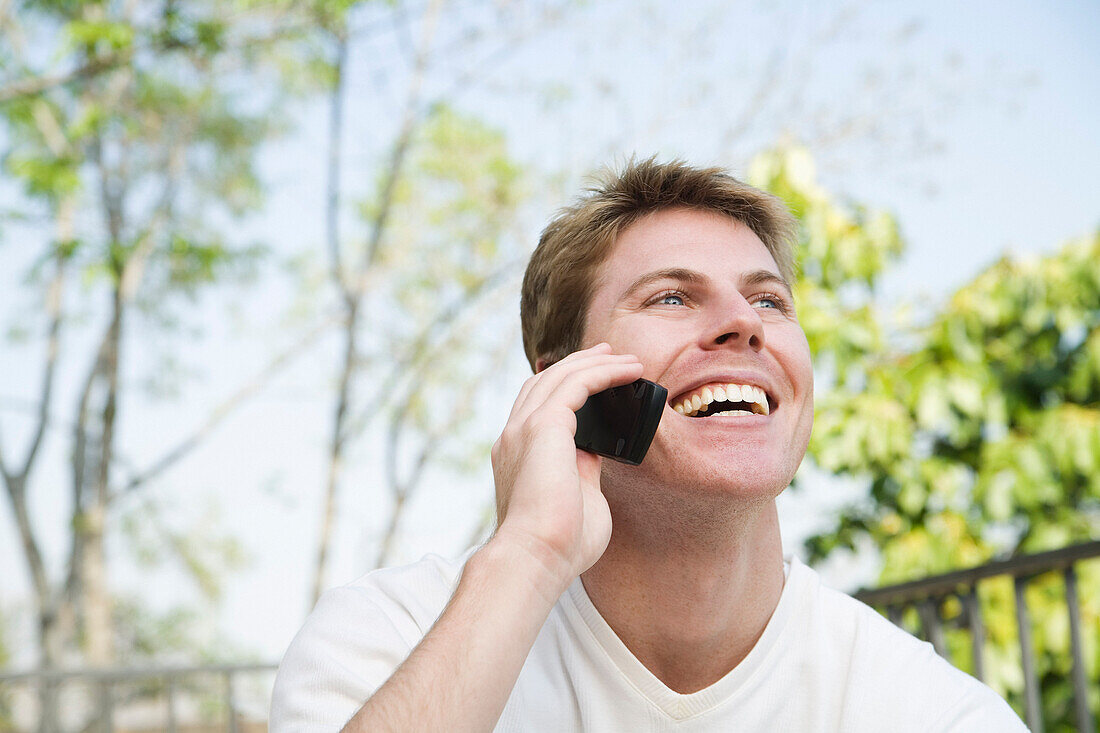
left=270, top=553, right=1026, bottom=732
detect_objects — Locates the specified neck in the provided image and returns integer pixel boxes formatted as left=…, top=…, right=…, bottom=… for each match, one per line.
left=580, top=496, right=785, bottom=694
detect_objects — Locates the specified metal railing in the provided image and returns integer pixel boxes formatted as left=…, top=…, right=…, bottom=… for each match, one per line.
left=3, top=541, right=1097, bottom=731
left=0, top=662, right=277, bottom=732
left=855, top=539, right=1100, bottom=733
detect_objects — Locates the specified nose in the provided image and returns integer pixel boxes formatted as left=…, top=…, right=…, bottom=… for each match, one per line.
left=701, top=293, right=765, bottom=352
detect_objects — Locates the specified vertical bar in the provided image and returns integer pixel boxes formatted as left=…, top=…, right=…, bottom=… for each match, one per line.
left=39, top=676, right=61, bottom=733
left=99, top=678, right=115, bottom=733
left=1064, top=566, right=1095, bottom=733
left=917, top=599, right=947, bottom=657
left=887, top=605, right=903, bottom=628
left=225, top=671, right=238, bottom=733
left=166, top=673, right=178, bottom=733
left=963, top=589, right=985, bottom=681
left=1014, top=576, right=1043, bottom=733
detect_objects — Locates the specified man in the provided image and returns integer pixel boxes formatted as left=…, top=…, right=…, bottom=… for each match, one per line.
left=271, top=159, right=1025, bottom=731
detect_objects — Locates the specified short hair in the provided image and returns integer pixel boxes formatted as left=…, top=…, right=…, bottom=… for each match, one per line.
left=520, top=157, right=798, bottom=370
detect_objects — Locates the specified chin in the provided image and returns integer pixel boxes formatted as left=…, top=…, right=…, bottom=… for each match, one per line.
left=607, top=453, right=794, bottom=506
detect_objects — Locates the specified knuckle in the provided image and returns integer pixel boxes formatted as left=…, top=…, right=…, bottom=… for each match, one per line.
left=499, top=423, right=519, bottom=446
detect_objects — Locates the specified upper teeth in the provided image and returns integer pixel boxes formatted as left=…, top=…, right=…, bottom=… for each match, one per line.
left=672, top=383, right=770, bottom=417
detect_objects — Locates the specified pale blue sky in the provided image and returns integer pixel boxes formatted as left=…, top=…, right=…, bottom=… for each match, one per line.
left=0, top=0, right=1096, bottom=663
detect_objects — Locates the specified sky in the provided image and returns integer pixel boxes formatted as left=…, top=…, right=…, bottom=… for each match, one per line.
left=0, top=0, right=1097, bottom=666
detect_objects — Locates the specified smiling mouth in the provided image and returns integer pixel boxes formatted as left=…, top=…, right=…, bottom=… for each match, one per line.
left=671, top=383, right=771, bottom=417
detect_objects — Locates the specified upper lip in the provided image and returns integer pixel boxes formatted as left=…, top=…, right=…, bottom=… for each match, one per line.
left=667, top=372, right=779, bottom=411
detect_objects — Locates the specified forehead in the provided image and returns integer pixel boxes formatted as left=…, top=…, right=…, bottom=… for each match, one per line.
left=594, top=208, right=780, bottom=291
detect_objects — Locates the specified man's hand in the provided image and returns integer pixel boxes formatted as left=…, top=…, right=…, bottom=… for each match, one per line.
left=490, top=343, right=643, bottom=597
left=341, top=344, right=641, bottom=733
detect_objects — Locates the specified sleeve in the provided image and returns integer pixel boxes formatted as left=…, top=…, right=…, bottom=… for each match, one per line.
left=932, top=685, right=1030, bottom=732
left=269, top=586, right=416, bottom=732
left=269, top=555, right=463, bottom=733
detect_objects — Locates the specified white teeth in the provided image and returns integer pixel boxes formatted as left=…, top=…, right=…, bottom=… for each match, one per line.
left=673, top=382, right=772, bottom=418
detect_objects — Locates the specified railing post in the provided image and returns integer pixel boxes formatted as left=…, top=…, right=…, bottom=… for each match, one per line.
left=166, top=672, right=178, bottom=733
left=225, top=670, right=238, bottom=733
left=963, top=589, right=985, bottom=681
left=1014, top=575, right=1043, bottom=733
left=1063, top=565, right=1095, bottom=733
left=38, top=676, right=61, bottom=733
left=917, top=599, right=947, bottom=657
left=98, top=677, right=115, bottom=733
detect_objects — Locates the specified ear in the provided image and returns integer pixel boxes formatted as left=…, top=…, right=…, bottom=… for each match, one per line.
left=535, top=357, right=550, bottom=373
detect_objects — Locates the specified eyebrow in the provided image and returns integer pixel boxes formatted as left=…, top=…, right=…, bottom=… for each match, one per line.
left=619, top=268, right=706, bottom=302
left=742, top=269, right=793, bottom=295
left=618, top=267, right=792, bottom=303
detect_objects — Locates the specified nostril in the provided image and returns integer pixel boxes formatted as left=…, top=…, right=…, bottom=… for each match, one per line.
left=715, top=332, right=735, bottom=345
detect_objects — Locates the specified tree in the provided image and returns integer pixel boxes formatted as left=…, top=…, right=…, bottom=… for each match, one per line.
left=301, top=0, right=572, bottom=605
left=761, top=146, right=1100, bottom=729
left=0, top=0, right=302, bottom=726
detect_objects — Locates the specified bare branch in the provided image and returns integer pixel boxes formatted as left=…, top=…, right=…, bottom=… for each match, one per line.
left=115, top=314, right=336, bottom=498
left=354, top=0, right=443, bottom=286
left=431, top=1, right=573, bottom=105
left=347, top=260, right=523, bottom=437
left=311, top=0, right=445, bottom=607
left=0, top=51, right=132, bottom=104
left=718, top=46, right=785, bottom=155
left=325, top=31, right=349, bottom=288
left=374, top=325, right=516, bottom=568
left=19, top=241, right=68, bottom=479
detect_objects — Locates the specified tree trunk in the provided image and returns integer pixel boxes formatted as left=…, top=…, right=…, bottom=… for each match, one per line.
left=312, top=295, right=357, bottom=607
left=81, top=285, right=125, bottom=668
left=310, top=29, right=350, bottom=609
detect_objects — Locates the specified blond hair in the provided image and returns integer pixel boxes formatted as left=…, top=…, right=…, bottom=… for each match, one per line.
left=520, top=157, right=797, bottom=369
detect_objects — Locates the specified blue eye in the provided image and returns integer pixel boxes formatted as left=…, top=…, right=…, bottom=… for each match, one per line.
left=659, top=294, right=685, bottom=306
left=752, top=292, right=787, bottom=311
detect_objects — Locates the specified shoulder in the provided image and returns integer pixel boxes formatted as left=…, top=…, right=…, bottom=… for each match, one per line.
left=783, top=558, right=1027, bottom=731
left=269, top=551, right=470, bottom=732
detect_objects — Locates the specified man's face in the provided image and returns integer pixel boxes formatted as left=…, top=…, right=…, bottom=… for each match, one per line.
left=582, top=207, right=814, bottom=499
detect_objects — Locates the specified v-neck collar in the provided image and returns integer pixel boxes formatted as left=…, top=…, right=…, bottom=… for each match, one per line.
left=560, top=557, right=805, bottom=721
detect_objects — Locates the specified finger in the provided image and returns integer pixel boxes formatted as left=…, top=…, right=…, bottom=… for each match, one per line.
left=512, top=359, right=646, bottom=452
left=510, top=352, right=640, bottom=428
left=509, top=343, right=611, bottom=421
left=507, top=344, right=621, bottom=424
left=540, top=359, right=645, bottom=417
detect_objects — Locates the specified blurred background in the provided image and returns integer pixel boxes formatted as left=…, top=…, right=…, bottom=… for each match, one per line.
left=0, top=0, right=1097, bottom=730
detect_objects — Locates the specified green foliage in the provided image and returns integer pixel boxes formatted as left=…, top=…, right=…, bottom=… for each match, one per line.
left=0, top=0, right=308, bottom=674
left=120, top=498, right=250, bottom=604
left=359, top=103, right=526, bottom=482
left=364, top=103, right=524, bottom=335
left=762, top=145, right=1100, bottom=728
left=750, top=147, right=904, bottom=393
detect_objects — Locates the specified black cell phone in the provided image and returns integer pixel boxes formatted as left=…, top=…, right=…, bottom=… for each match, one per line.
left=574, top=378, right=667, bottom=465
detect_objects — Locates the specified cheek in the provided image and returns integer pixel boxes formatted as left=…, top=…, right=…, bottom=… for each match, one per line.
left=785, top=330, right=814, bottom=392
left=606, top=326, right=681, bottom=374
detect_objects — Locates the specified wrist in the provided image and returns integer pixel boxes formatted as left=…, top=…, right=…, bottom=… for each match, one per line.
left=477, top=530, right=578, bottom=606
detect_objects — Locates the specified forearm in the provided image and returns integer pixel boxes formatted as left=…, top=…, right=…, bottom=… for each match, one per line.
left=342, top=537, right=567, bottom=733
